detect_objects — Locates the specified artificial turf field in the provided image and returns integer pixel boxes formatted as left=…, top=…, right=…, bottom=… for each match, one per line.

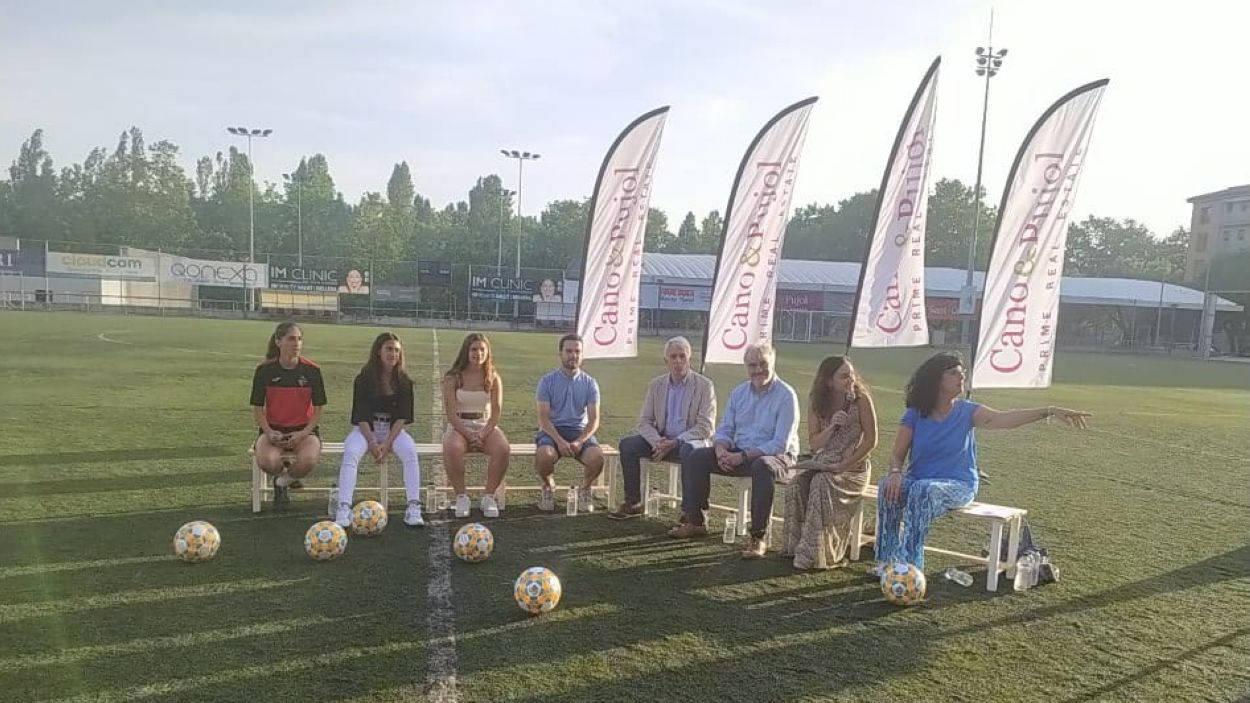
left=1, top=310, right=1247, bottom=702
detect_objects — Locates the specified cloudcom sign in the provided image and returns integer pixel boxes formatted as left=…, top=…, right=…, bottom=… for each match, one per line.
left=47, top=251, right=156, bottom=280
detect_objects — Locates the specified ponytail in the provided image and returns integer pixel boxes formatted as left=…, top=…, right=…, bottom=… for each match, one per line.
left=266, top=321, right=300, bottom=361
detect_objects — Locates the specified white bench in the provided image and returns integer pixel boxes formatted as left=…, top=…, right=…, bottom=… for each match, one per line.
left=853, top=484, right=1027, bottom=592
left=607, top=458, right=773, bottom=536
left=250, top=442, right=619, bottom=513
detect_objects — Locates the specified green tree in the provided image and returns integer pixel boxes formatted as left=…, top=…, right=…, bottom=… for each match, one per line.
left=3, top=129, right=60, bottom=242
left=644, top=207, right=675, bottom=252
left=924, top=178, right=996, bottom=269
left=698, top=210, right=724, bottom=254
left=674, top=211, right=699, bottom=253
left=1064, top=216, right=1178, bottom=281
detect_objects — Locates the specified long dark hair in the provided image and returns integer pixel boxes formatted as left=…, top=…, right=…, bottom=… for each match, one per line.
left=809, top=355, right=869, bottom=419
left=905, top=351, right=963, bottom=417
left=360, top=332, right=411, bottom=394
left=445, top=333, right=496, bottom=391
left=264, top=321, right=301, bottom=361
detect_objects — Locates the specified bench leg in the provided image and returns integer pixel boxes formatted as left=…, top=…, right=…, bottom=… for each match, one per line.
left=379, top=459, right=389, bottom=512
left=251, top=454, right=263, bottom=514
left=986, top=520, right=1005, bottom=591
left=737, top=485, right=750, bottom=536
left=667, top=464, right=680, bottom=508
left=1005, top=515, right=1023, bottom=579
left=849, top=500, right=865, bottom=562
left=608, top=457, right=619, bottom=508
left=641, top=461, right=653, bottom=516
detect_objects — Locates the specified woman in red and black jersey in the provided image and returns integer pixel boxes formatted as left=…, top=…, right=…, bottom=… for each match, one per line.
left=250, top=321, right=327, bottom=508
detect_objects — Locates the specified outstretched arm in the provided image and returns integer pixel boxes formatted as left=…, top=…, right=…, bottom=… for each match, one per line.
left=974, top=405, right=1090, bottom=430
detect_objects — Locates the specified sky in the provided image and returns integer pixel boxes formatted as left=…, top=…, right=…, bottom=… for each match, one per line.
left=2, top=0, right=1247, bottom=238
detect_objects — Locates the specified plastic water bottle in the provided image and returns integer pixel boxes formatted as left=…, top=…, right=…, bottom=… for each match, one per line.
left=722, top=515, right=737, bottom=544
left=1013, top=553, right=1037, bottom=592
left=566, top=485, right=578, bottom=516
left=943, top=567, right=974, bottom=587
left=326, top=483, right=338, bottom=518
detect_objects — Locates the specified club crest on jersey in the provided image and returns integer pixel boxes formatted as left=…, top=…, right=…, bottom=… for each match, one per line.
left=298, top=375, right=308, bottom=386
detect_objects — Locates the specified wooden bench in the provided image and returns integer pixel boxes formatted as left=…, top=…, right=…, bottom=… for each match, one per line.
left=606, top=458, right=778, bottom=536
left=852, top=484, right=1027, bottom=592
left=250, top=442, right=620, bottom=514
left=604, top=460, right=1026, bottom=582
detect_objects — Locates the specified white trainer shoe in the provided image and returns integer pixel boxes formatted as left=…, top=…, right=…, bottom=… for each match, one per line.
left=538, top=484, right=556, bottom=512
left=454, top=494, right=471, bottom=518
left=404, top=501, right=425, bottom=527
left=480, top=494, right=500, bottom=518
left=334, top=503, right=352, bottom=528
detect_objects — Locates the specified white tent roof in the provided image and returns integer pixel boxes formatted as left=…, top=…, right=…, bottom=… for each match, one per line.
left=633, top=252, right=1241, bottom=312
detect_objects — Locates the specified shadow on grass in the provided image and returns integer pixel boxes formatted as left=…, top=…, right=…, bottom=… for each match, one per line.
left=446, top=511, right=999, bottom=699
left=1061, top=626, right=1250, bottom=703
left=0, top=503, right=434, bottom=701
left=952, top=544, right=1250, bottom=637
left=0, top=468, right=245, bottom=497
left=1, top=445, right=240, bottom=468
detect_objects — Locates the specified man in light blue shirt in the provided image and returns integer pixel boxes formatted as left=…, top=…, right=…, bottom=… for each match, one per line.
left=669, top=343, right=799, bottom=559
left=535, top=334, right=604, bottom=513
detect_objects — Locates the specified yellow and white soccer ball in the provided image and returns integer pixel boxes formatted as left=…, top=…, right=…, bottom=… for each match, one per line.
left=514, top=566, right=562, bottom=615
left=880, top=561, right=926, bottom=606
left=452, top=522, right=494, bottom=562
left=351, top=500, right=388, bottom=537
left=304, top=520, right=348, bottom=561
left=173, top=520, right=220, bottom=563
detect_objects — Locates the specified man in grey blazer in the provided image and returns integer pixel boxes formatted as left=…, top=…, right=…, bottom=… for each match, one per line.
left=608, top=336, right=717, bottom=520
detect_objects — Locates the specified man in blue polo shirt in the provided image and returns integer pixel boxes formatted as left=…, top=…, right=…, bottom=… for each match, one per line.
left=669, top=342, right=799, bottom=559
left=535, top=333, right=604, bottom=512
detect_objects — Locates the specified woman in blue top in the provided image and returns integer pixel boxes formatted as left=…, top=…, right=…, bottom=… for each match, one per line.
left=877, top=352, right=1089, bottom=572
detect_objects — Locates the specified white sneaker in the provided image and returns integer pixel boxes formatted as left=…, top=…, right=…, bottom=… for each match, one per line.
left=454, top=494, right=471, bottom=518
left=404, top=501, right=425, bottom=527
left=577, top=486, right=596, bottom=514
left=480, top=494, right=500, bottom=518
left=334, top=503, right=352, bottom=528
left=538, top=484, right=556, bottom=512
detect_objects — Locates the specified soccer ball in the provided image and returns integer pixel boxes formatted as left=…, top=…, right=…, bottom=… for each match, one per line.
left=514, top=566, right=562, bottom=615
left=304, top=520, right=348, bottom=561
left=452, top=523, right=494, bottom=562
left=351, top=500, right=388, bottom=536
left=880, top=562, right=926, bottom=606
left=173, top=521, right=220, bottom=563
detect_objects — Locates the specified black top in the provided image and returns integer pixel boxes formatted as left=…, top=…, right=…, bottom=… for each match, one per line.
left=350, top=373, right=415, bottom=430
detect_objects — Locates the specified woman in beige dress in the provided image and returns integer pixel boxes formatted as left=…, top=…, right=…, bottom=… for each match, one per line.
left=782, top=355, right=878, bottom=570
left=442, top=333, right=511, bottom=518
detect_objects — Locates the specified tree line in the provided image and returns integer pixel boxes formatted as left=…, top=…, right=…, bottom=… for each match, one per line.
left=0, top=127, right=1214, bottom=287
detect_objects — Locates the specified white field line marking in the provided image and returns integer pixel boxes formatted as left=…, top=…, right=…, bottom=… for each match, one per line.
left=425, top=327, right=458, bottom=702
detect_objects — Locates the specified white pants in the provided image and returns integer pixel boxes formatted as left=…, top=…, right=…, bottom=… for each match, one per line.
left=337, top=426, right=421, bottom=505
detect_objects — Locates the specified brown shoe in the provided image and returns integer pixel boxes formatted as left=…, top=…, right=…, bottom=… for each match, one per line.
left=607, top=502, right=644, bottom=520
left=667, top=522, right=709, bottom=539
left=741, top=537, right=767, bottom=559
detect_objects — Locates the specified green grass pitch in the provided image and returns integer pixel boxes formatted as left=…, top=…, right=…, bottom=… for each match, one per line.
left=1, top=311, right=1247, bottom=701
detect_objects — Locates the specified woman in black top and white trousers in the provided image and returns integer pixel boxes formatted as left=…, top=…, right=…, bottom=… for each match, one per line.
left=335, top=332, right=424, bottom=527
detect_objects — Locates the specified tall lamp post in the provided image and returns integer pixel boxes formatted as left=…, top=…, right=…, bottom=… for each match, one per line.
left=499, top=150, right=540, bottom=320
left=960, top=14, right=1008, bottom=346
left=282, top=171, right=303, bottom=265
left=227, top=126, right=273, bottom=312
left=496, top=187, right=515, bottom=317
